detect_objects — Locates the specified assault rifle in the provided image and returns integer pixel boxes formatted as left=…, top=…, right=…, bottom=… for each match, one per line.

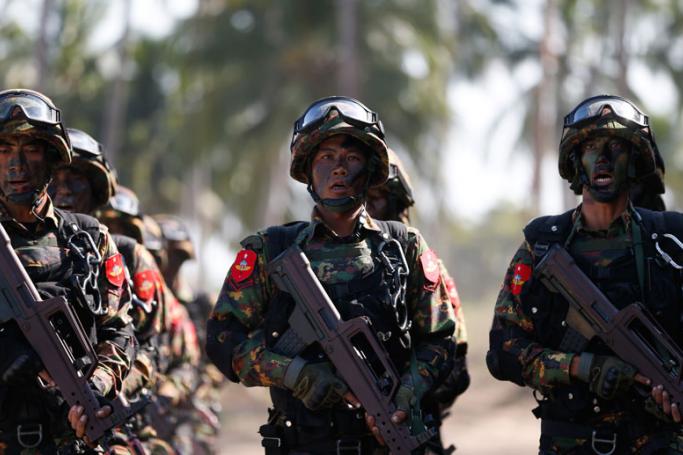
left=268, top=245, right=433, bottom=455
left=536, top=244, right=683, bottom=405
left=0, top=223, right=145, bottom=442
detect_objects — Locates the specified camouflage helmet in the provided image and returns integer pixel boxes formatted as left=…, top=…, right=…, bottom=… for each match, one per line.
left=559, top=95, right=658, bottom=194
left=385, top=148, right=415, bottom=209
left=66, top=128, right=117, bottom=208
left=154, top=214, right=195, bottom=260
left=0, top=88, right=71, bottom=165
left=98, top=185, right=145, bottom=244
left=290, top=96, right=389, bottom=187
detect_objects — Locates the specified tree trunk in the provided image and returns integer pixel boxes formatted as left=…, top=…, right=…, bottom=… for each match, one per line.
left=615, top=0, right=630, bottom=95
left=531, top=0, right=559, bottom=215
left=336, top=0, right=360, bottom=97
left=102, top=0, right=132, bottom=168
left=34, top=0, right=54, bottom=91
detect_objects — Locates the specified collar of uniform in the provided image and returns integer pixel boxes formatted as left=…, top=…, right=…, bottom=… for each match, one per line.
left=0, top=197, right=59, bottom=230
left=571, top=202, right=633, bottom=236
left=306, top=206, right=381, bottom=241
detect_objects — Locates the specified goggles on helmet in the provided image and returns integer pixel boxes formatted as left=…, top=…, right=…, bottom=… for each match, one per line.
left=563, top=95, right=649, bottom=129
left=387, top=162, right=414, bottom=205
left=0, top=92, right=62, bottom=124
left=292, top=96, right=385, bottom=142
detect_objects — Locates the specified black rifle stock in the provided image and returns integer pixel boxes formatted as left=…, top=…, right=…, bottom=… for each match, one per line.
left=536, top=244, right=683, bottom=404
left=268, top=245, right=431, bottom=455
left=0, top=223, right=143, bottom=442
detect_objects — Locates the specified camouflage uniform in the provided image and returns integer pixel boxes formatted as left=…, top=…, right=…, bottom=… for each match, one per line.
left=49, top=128, right=173, bottom=455
left=155, top=214, right=221, bottom=455
left=0, top=91, right=137, bottom=454
left=366, top=148, right=468, bottom=454
left=0, top=201, right=137, bottom=454
left=487, top=95, right=683, bottom=454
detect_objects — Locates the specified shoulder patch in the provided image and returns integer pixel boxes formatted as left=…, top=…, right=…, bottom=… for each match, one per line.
left=105, top=253, right=125, bottom=288
left=511, top=263, right=532, bottom=296
left=419, top=249, right=441, bottom=288
left=230, top=249, right=257, bottom=283
left=134, top=270, right=157, bottom=302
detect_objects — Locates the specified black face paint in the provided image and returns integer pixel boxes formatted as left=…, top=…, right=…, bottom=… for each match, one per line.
left=580, top=136, right=631, bottom=203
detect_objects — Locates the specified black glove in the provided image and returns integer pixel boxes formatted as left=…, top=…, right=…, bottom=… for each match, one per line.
left=585, top=354, right=636, bottom=400
left=289, top=361, right=348, bottom=411
left=0, top=338, right=43, bottom=386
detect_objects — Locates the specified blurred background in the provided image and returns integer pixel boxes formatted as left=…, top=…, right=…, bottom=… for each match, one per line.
left=3, top=0, right=683, bottom=452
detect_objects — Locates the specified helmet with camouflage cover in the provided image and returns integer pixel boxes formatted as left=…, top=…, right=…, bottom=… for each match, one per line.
left=290, top=96, right=389, bottom=188
left=98, top=185, right=145, bottom=244
left=0, top=89, right=71, bottom=166
left=66, top=128, right=117, bottom=208
left=385, top=148, right=415, bottom=210
left=154, top=214, right=195, bottom=261
left=367, top=148, right=415, bottom=223
left=559, top=95, right=658, bottom=195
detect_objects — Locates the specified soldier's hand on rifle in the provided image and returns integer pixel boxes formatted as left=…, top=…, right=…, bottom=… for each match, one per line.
left=571, top=353, right=649, bottom=400
left=68, top=403, right=112, bottom=447
left=0, top=339, right=43, bottom=385
left=650, top=384, right=682, bottom=423
left=289, top=361, right=349, bottom=410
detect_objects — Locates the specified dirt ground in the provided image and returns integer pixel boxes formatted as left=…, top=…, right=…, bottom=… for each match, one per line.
left=214, top=300, right=540, bottom=454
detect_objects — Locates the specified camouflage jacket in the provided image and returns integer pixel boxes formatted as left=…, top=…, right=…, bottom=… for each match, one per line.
left=208, top=208, right=456, bottom=390
left=0, top=200, right=135, bottom=398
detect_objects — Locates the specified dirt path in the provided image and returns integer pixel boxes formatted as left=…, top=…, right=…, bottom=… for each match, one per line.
left=215, top=301, right=540, bottom=454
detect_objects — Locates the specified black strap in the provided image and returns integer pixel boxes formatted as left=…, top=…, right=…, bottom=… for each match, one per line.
left=54, top=208, right=102, bottom=247
left=372, top=219, right=409, bottom=251
left=263, top=221, right=309, bottom=261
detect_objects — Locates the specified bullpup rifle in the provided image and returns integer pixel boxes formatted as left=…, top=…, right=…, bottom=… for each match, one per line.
left=536, top=243, right=683, bottom=405
left=268, top=245, right=433, bottom=455
left=0, top=223, right=144, bottom=442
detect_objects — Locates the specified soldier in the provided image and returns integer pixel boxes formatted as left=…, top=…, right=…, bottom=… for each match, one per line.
left=487, top=94, right=683, bottom=454
left=630, top=141, right=666, bottom=211
left=99, top=186, right=201, bottom=453
left=154, top=214, right=221, bottom=455
left=0, top=89, right=136, bottom=453
left=48, top=128, right=175, bottom=454
left=206, top=96, right=456, bottom=454
left=366, top=148, right=469, bottom=454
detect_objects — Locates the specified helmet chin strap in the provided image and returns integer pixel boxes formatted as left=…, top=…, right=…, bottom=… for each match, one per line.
left=307, top=184, right=366, bottom=213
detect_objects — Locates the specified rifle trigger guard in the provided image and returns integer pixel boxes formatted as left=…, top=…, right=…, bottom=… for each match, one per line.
left=591, top=430, right=617, bottom=455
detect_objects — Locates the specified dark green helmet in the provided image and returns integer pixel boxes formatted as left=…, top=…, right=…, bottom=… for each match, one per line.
left=559, top=95, right=659, bottom=194
left=66, top=128, right=117, bottom=208
left=0, top=88, right=71, bottom=166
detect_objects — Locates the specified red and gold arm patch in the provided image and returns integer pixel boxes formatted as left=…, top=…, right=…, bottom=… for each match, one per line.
left=510, top=263, right=532, bottom=296
left=229, top=249, right=257, bottom=284
left=134, top=270, right=157, bottom=302
left=419, top=249, right=441, bottom=291
left=105, top=253, right=125, bottom=288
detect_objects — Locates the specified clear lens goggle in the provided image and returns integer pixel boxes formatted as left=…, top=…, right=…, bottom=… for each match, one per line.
left=564, top=95, right=649, bottom=129
left=292, top=96, right=385, bottom=141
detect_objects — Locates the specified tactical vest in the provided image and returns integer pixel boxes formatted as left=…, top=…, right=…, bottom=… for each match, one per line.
left=248, top=220, right=411, bottom=435
left=0, top=208, right=106, bottom=448
left=514, top=208, right=683, bottom=425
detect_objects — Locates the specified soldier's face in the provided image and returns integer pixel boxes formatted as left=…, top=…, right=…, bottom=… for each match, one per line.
left=48, top=167, right=95, bottom=213
left=580, top=136, right=631, bottom=202
left=311, top=135, right=369, bottom=200
left=0, top=134, right=51, bottom=205
left=366, top=187, right=391, bottom=220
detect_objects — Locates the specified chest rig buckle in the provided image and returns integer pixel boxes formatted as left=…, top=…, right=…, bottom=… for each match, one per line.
left=65, top=223, right=106, bottom=315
